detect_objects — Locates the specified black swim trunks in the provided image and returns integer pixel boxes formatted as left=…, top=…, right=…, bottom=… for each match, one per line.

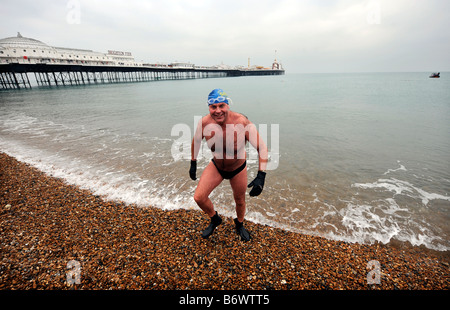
left=212, top=159, right=247, bottom=180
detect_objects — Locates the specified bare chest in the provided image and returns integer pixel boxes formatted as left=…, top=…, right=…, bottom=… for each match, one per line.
left=203, top=124, right=248, bottom=159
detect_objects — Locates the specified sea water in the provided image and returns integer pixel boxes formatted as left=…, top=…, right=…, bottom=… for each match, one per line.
left=1, top=72, right=449, bottom=251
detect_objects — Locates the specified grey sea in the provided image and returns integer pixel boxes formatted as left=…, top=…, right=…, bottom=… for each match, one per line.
left=1, top=72, right=449, bottom=251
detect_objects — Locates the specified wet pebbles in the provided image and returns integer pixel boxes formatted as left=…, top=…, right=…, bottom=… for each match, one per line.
left=1, top=152, right=448, bottom=290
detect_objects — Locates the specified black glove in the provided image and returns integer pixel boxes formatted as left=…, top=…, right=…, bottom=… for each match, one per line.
left=248, top=171, right=266, bottom=196
left=189, top=160, right=197, bottom=180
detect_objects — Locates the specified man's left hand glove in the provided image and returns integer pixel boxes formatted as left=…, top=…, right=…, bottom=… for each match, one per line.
left=248, top=171, right=266, bottom=196
left=189, top=160, right=197, bottom=180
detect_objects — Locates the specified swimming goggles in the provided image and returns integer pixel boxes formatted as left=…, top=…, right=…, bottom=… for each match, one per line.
left=207, top=96, right=229, bottom=105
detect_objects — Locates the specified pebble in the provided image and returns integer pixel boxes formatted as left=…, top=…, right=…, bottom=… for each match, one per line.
left=0, top=152, right=449, bottom=290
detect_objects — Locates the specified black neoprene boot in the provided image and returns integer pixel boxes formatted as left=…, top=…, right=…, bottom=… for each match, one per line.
left=234, top=218, right=251, bottom=241
left=202, top=212, right=222, bottom=239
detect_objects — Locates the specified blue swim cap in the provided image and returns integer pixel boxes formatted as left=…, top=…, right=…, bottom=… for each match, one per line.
left=207, top=88, right=229, bottom=105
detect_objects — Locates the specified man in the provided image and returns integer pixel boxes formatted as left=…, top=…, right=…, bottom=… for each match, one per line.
left=189, top=88, right=268, bottom=241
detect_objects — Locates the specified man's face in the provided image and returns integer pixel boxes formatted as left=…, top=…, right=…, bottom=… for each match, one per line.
left=209, top=102, right=229, bottom=124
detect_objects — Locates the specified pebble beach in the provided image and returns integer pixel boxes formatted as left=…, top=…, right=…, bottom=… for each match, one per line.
left=1, top=152, right=449, bottom=291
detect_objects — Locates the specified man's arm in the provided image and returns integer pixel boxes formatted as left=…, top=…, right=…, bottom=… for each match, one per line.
left=246, top=120, right=268, bottom=171
left=246, top=119, right=268, bottom=197
left=189, top=117, right=204, bottom=180
left=191, top=117, right=204, bottom=161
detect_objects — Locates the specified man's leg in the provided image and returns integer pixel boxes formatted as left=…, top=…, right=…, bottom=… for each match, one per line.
left=230, top=168, right=251, bottom=241
left=194, top=161, right=224, bottom=238
left=229, top=167, right=247, bottom=222
left=194, top=161, right=223, bottom=217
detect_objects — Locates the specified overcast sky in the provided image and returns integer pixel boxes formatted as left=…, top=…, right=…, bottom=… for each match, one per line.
left=1, top=0, right=449, bottom=73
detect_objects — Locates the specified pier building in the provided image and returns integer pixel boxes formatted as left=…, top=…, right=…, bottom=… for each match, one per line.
left=0, top=33, right=284, bottom=89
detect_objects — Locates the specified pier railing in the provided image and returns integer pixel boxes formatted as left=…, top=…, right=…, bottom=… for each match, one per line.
left=0, top=63, right=284, bottom=89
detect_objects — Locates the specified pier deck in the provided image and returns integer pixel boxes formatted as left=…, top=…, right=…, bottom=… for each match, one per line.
left=0, top=63, right=284, bottom=89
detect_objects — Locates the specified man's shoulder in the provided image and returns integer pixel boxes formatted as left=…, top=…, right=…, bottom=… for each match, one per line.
left=231, top=111, right=250, bottom=124
left=200, top=115, right=221, bottom=129
left=201, top=114, right=214, bottom=124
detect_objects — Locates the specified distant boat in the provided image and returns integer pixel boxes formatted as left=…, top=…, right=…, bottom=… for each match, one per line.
left=429, top=72, right=440, bottom=78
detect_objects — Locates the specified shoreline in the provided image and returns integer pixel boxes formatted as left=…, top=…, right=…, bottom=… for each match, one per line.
left=1, top=152, right=448, bottom=290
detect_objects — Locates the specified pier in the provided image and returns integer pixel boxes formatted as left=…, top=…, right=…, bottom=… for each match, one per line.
left=0, top=63, right=284, bottom=89
left=0, top=33, right=284, bottom=90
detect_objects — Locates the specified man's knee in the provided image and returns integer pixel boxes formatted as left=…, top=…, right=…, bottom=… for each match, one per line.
left=194, top=191, right=208, bottom=205
left=234, top=196, right=246, bottom=208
